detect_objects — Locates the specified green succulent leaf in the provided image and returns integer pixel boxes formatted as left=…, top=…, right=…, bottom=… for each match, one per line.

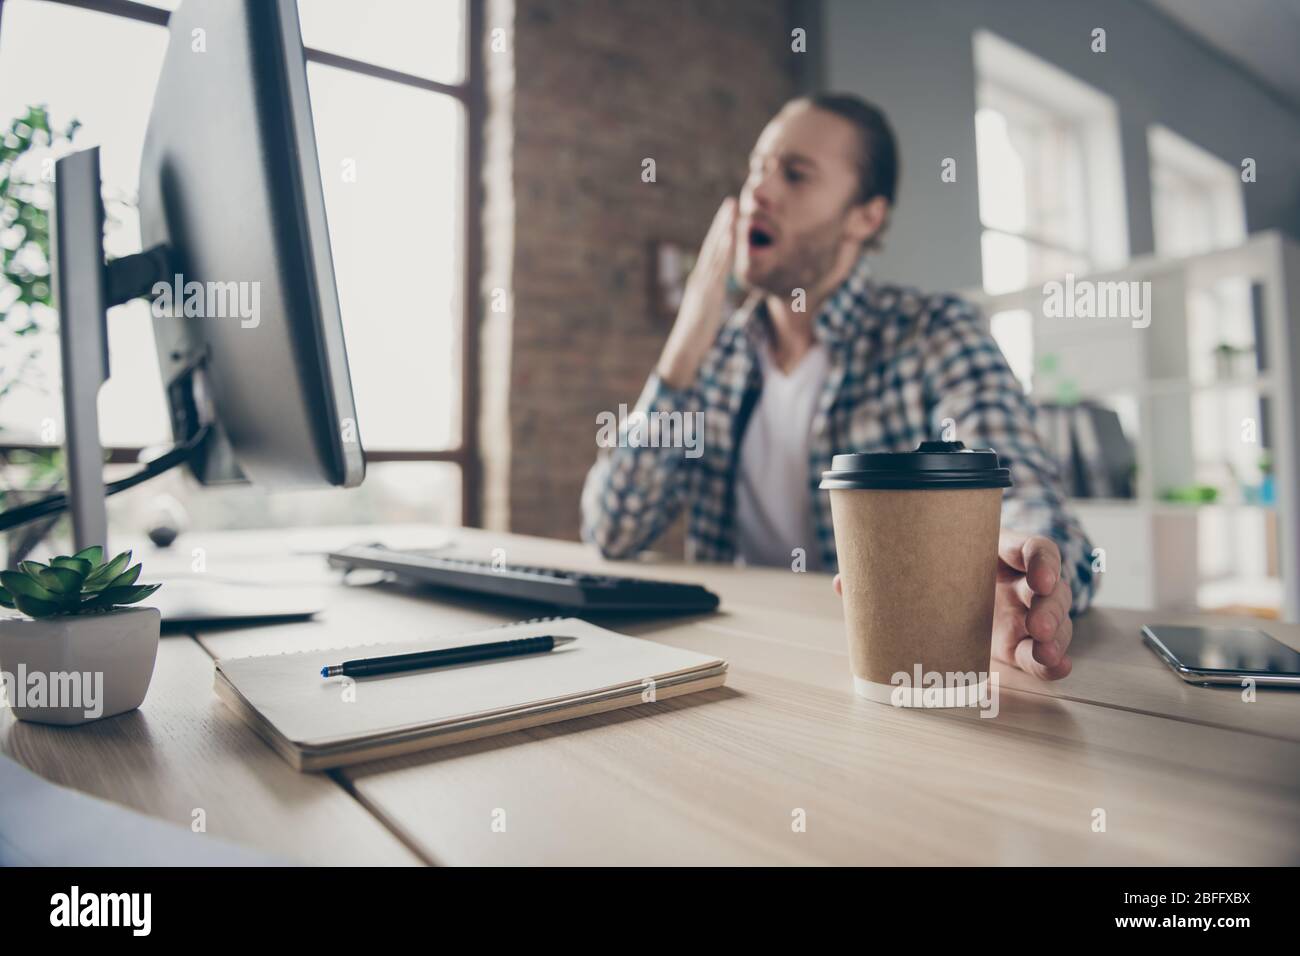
left=6, top=546, right=159, bottom=617
left=49, top=556, right=92, bottom=578
left=13, top=593, right=60, bottom=618
left=72, top=545, right=104, bottom=567
left=18, top=560, right=48, bottom=579
left=82, top=582, right=160, bottom=610
left=78, top=592, right=114, bottom=611
left=105, top=564, right=142, bottom=590
left=122, top=583, right=161, bottom=604
left=0, top=569, right=56, bottom=602
left=36, top=565, right=84, bottom=594
left=83, top=550, right=131, bottom=590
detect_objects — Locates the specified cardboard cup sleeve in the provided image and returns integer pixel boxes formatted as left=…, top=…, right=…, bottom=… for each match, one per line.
left=820, top=441, right=1011, bottom=707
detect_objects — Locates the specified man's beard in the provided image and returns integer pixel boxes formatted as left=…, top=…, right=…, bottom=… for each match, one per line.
left=741, top=214, right=846, bottom=298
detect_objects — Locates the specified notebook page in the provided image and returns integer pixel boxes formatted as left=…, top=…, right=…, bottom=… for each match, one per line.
left=215, top=617, right=725, bottom=747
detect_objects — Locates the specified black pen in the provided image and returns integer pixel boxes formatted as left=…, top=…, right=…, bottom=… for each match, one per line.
left=320, top=635, right=576, bottom=678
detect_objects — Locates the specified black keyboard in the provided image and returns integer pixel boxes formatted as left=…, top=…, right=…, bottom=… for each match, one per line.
left=326, top=544, right=720, bottom=613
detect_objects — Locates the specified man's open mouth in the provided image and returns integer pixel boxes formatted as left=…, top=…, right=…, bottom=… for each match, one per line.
left=747, top=226, right=775, bottom=249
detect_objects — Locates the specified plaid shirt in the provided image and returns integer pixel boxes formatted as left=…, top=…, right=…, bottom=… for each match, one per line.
left=581, top=254, right=1097, bottom=615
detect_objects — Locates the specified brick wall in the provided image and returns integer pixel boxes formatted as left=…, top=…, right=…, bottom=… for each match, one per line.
left=481, top=0, right=802, bottom=548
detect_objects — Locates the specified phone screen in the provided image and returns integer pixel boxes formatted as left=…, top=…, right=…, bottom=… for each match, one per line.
left=1144, top=625, right=1300, bottom=675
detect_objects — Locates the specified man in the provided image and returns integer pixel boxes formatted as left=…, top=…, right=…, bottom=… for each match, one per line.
left=581, top=94, right=1096, bottom=682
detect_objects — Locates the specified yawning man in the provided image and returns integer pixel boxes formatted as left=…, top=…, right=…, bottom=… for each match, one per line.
left=582, top=94, right=1097, bottom=681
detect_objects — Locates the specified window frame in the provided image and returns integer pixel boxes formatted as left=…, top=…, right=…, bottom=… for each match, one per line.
left=972, top=28, right=1129, bottom=296
left=0, top=0, right=485, bottom=526
left=1147, top=123, right=1247, bottom=259
left=975, top=80, right=1093, bottom=266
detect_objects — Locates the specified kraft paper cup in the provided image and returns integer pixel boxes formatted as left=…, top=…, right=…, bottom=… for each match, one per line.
left=820, top=441, right=1012, bottom=708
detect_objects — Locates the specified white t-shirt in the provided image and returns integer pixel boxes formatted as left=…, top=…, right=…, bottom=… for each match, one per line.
left=735, top=341, right=830, bottom=570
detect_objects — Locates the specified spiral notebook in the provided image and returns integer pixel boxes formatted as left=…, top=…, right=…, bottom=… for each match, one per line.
left=214, top=617, right=728, bottom=771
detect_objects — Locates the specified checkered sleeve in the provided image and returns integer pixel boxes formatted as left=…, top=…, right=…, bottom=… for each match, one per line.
left=921, top=299, right=1098, bottom=615
left=580, top=372, right=699, bottom=559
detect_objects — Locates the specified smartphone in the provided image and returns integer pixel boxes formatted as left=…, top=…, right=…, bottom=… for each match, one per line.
left=1141, top=624, right=1300, bottom=686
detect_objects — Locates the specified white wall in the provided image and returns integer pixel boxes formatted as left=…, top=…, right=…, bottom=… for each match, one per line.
left=824, top=0, right=1300, bottom=292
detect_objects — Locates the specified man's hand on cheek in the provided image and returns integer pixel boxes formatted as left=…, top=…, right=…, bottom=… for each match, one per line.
left=992, top=529, right=1072, bottom=680
left=830, top=528, right=1074, bottom=682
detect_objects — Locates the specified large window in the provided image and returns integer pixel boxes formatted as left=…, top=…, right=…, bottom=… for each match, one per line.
left=973, top=30, right=1127, bottom=297
left=1148, top=124, right=1246, bottom=260
left=975, top=83, right=1090, bottom=294
left=0, top=0, right=481, bottom=535
left=972, top=30, right=1128, bottom=393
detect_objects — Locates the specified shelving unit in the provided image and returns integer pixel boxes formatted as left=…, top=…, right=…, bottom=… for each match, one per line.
left=969, top=230, right=1300, bottom=621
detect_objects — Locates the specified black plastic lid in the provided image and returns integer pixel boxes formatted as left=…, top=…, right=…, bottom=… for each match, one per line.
left=819, top=441, right=1012, bottom=490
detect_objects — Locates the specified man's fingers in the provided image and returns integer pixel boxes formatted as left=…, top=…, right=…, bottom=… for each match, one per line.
left=832, top=574, right=842, bottom=596
left=702, top=197, right=737, bottom=260
left=1030, top=612, right=1073, bottom=667
left=677, top=198, right=736, bottom=323
left=994, top=577, right=1072, bottom=676
left=1013, top=634, right=1073, bottom=681
left=998, top=531, right=1060, bottom=596
left=1021, top=576, right=1071, bottom=642
left=1054, top=614, right=1074, bottom=660
left=706, top=195, right=735, bottom=235
left=1022, top=536, right=1061, bottom=595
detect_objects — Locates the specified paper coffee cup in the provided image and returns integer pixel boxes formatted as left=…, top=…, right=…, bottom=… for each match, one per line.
left=820, top=441, right=1011, bottom=708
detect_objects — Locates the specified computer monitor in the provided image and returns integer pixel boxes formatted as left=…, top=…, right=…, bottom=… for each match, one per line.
left=48, top=0, right=363, bottom=552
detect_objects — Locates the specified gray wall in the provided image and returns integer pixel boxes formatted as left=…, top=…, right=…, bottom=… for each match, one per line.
left=823, top=0, right=1300, bottom=292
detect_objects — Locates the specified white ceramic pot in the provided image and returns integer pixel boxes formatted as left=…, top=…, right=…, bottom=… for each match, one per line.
left=0, top=606, right=160, bottom=725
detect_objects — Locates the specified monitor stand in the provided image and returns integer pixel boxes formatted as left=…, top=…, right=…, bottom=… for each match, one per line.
left=52, top=147, right=322, bottom=626
left=53, top=147, right=116, bottom=554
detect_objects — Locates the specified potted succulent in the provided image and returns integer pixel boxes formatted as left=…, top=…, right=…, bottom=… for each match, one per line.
left=0, top=546, right=161, bottom=725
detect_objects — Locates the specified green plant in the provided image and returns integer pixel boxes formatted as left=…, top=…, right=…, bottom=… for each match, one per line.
left=0, top=546, right=160, bottom=618
left=1, top=446, right=65, bottom=567
left=1034, top=353, right=1081, bottom=406
left=1159, top=484, right=1219, bottom=504
left=1, top=105, right=81, bottom=403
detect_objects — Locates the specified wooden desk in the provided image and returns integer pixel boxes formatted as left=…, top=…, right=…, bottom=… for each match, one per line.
left=4, top=525, right=1298, bottom=865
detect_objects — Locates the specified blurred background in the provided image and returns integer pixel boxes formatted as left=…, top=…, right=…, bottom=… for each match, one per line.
left=1, top=0, right=1299, bottom=619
